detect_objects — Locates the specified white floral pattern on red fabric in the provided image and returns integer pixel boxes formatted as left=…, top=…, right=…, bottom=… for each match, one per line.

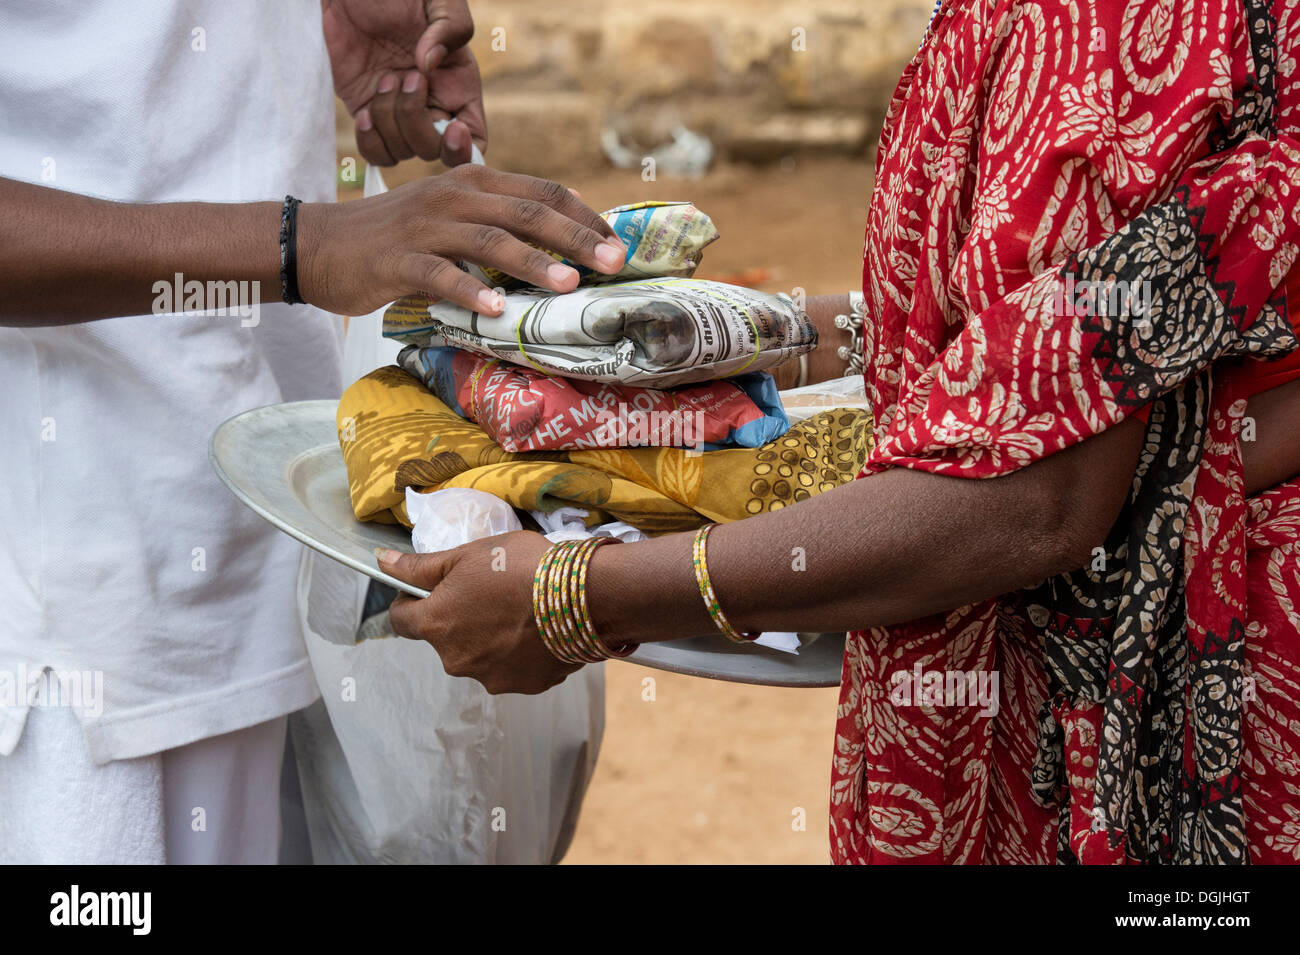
left=834, top=0, right=1300, bottom=864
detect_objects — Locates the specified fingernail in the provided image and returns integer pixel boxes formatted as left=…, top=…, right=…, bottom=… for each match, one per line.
left=444, top=122, right=465, bottom=151
left=378, top=75, right=397, bottom=94
left=374, top=547, right=401, bottom=564
left=567, top=187, right=582, bottom=199
left=356, top=109, right=372, bottom=132
left=548, top=262, right=578, bottom=285
left=424, top=44, right=447, bottom=73
left=477, top=288, right=505, bottom=313
left=595, top=241, right=626, bottom=271
left=402, top=71, right=421, bottom=94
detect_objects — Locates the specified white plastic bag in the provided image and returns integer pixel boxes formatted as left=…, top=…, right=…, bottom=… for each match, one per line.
left=406, top=485, right=520, bottom=554
left=778, top=374, right=871, bottom=424
left=291, top=492, right=604, bottom=864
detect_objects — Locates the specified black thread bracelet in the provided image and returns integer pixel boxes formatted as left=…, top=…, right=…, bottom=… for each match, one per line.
left=279, top=195, right=304, bottom=305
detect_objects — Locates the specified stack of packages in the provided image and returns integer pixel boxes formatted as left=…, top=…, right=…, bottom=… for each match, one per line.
left=383, top=201, right=814, bottom=453
left=339, top=202, right=875, bottom=638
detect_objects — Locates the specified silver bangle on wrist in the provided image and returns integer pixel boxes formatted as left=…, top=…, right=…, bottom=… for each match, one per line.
left=834, top=290, right=866, bottom=377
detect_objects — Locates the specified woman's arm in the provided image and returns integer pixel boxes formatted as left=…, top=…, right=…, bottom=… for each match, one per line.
left=0, top=167, right=626, bottom=325
left=589, top=415, right=1146, bottom=643
left=1241, top=376, right=1300, bottom=497
left=602, top=374, right=1300, bottom=641
left=380, top=372, right=1300, bottom=694
left=379, top=412, right=1146, bottom=692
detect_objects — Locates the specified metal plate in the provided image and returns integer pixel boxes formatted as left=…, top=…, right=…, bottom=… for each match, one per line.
left=210, top=400, right=844, bottom=687
left=624, top=632, right=844, bottom=688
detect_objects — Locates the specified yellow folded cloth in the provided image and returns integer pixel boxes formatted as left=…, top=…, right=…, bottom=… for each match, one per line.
left=338, top=366, right=873, bottom=533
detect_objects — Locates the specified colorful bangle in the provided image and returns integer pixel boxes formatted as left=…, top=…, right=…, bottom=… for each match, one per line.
left=692, top=524, right=759, bottom=644
left=532, top=543, right=577, bottom=663
left=540, top=542, right=585, bottom=664
left=558, top=539, right=598, bottom=662
left=571, top=538, right=636, bottom=660
left=549, top=540, right=587, bottom=660
left=531, top=537, right=636, bottom=664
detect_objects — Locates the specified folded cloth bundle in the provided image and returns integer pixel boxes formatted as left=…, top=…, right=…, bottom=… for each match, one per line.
left=397, top=345, right=790, bottom=453
left=384, top=277, right=817, bottom=389
left=339, top=366, right=873, bottom=535
left=468, top=200, right=720, bottom=290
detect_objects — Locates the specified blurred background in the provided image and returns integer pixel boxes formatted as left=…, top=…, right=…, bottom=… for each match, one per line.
left=335, top=0, right=933, bottom=864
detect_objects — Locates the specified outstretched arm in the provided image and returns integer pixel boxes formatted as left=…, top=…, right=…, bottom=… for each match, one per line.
left=0, top=168, right=627, bottom=325
left=379, top=372, right=1300, bottom=697
left=379, top=414, right=1146, bottom=694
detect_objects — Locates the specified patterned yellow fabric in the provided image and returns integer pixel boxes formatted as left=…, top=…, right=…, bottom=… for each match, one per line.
left=339, top=366, right=873, bottom=532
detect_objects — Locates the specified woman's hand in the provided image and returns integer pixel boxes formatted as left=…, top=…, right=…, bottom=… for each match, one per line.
left=297, top=164, right=627, bottom=317
left=378, top=530, right=581, bottom=695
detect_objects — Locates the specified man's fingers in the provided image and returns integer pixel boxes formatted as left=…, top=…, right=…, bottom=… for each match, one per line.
left=466, top=193, right=627, bottom=277
left=439, top=119, right=474, bottom=168
left=474, top=169, right=620, bottom=244
left=417, top=1, right=476, bottom=72
left=394, top=70, right=445, bottom=162
left=398, top=254, right=506, bottom=315
left=355, top=107, right=395, bottom=166
left=447, top=225, right=586, bottom=293
left=369, top=73, right=415, bottom=163
left=452, top=95, right=487, bottom=154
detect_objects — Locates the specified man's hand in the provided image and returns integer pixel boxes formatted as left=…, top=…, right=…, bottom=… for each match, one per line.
left=379, top=532, right=580, bottom=695
left=323, top=0, right=487, bottom=167
left=297, top=164, right=627, bottom=317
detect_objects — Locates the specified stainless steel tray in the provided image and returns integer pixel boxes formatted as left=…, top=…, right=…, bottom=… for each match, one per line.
left=210, top=400, right=844, bottom=687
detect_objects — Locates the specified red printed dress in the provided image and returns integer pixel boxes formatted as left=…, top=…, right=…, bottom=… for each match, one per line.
left=832, top=0, right=1300, bottom=863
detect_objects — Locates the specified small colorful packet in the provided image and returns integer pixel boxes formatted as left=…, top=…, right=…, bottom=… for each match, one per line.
left=399, top=345, right=790, bottom=453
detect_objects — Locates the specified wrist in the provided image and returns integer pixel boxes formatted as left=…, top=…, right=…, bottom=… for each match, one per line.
left=804, top=293, right=857, bottom=384
left=586, top=533, right=713, bottom=646
left=295, top=201, right=340, bottom=311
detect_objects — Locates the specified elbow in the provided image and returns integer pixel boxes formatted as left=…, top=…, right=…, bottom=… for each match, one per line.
left=1027, top=480, right=1126, bottom=582
left=1011, top=419, right=1145, bottom=582
left=1045, top=511, right=1111, bottom=579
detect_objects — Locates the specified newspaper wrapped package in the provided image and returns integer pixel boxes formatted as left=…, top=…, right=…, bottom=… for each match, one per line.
left=467, top=200, right=718, bottom=290
left=383, top=277, right=817, bottom=388
left=398, top=345, right=790, bottom=452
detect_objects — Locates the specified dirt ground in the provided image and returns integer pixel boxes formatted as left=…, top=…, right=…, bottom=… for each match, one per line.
left=359, top=154, right=874, bottom=864
left=563, top=662, right=842, bottom=864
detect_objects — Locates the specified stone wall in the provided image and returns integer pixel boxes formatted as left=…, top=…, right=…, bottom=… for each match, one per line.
left=338, top=0, right=937, bottom=178
left=472, top=0, right=933, bottom=175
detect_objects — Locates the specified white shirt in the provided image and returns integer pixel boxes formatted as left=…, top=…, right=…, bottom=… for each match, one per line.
left=0, top=0, right=340, bottom=762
